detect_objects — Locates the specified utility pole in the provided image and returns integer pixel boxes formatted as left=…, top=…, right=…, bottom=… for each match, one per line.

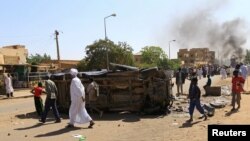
left=104, top=13, right=116, bottom=71
left=55, top=30, right=60, bottom=69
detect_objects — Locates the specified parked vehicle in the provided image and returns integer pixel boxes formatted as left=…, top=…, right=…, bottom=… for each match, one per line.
left=52, top=63, right=174, bottom=114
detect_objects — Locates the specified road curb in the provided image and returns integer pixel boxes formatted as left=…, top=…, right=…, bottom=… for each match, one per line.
left=0, top=94, right=33, bottom=100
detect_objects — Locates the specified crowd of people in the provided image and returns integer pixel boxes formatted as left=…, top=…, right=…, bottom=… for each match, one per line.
left=3, top=62, right=249, bottom=125
left=29, top=68, right=99, bottom=128
left=176, top=62, right=249, bottom=122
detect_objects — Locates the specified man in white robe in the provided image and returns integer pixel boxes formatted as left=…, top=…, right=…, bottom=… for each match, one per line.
left=197, top=68, right=203, bottom=80
left=67, top=68, right=95, bottom=128
left=220, top=67, right=227, bottom=79
left=5, top=73, right=14, bottom=98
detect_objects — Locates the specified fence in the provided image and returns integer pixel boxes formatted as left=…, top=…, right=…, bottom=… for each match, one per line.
left=27, top=72, right=49, bottom=88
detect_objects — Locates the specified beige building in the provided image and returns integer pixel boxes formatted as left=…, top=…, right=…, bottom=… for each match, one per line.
left=0, top=45, right=28, bottom=64
left=178, top=48, right=215, bottom=67
left=36, top=60, right=80, bottom=72
left=134, top=52, right=142, bottom=64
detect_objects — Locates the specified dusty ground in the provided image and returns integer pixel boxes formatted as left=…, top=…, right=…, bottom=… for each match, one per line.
left=0, top=75, right=250, bottom=141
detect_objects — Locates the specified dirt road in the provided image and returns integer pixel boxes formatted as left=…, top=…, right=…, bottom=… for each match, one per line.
left=0, top=75, right=249, bottom=141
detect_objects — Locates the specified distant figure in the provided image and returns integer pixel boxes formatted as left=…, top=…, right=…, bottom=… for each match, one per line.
left=210, top=66, right=215, bottom=76
left=40, top=74, right=61, bottom=123
left=203, top=75, right=211, bottom=94
left=220, top=67, right=227, bottom=79
left=235, top=64, right=241, bottom=75
left=175, top=68, right=186, bottom=96
left=239, top=63, right=248, bottom=81
left=31, top=82, right=45, bottom=116
left=231, top=70, right=245, bottom=111
left=67, top=68, right=95, bottom=128
left=87, top=78, right=103, bottom=117
left=187, top=78, right=207, bottom=122
left=197, top=68, right=203, bottom=80
left=181, top=67, right=188, bottom=79
left=5, top=73, right=14, bottom=98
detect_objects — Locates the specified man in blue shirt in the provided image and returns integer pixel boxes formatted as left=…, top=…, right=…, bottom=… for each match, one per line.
left=187, top=78, right=207, bottom=122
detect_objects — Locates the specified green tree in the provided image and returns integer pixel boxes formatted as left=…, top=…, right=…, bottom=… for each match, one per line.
left=141, top=46, right=167, bottom=65
left=157, top=58, right=169, bottom=69
left=27, top=53, right=51, bottom=64
left=139, top=46, right=169, bottom=68
left=157, top=58, right=181, bottom=70
left=84, top=39, right=134, bottom=70
left=244, top=49, right=250, bottom=64
left=138, top=46, right=181, bottom=70
left=167, top=59, right=181, bottom=70
left=76, top=59, right=88, bottom=71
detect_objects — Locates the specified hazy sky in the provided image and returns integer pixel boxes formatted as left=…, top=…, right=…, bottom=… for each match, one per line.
left=1, top=0, right=250, bottom=60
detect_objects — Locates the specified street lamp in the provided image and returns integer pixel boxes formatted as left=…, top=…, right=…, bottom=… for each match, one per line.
left=104, top=13, right=116, bottom=40
left=104, top=13, right=116, bottom=71
left=169, top=40, right=176, bottom=60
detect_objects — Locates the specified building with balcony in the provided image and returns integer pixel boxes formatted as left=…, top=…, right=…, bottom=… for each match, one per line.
left=178, top=48, right=215, bottom=67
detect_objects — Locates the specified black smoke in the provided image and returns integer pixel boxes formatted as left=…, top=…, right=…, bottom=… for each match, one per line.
left=170, top=3, right=247, bottom=60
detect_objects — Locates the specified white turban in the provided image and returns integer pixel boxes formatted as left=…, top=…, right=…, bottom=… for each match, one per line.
left=70, top=68, right=78, bottom=77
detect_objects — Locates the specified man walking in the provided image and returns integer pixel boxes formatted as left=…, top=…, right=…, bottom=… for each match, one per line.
left=40, top=74, right=61, bottom=123
left=67, top=68, right=95, bottom=128
left=31, top=82, right=44, bottom=116
left=187, top=78, right=207, bottom=122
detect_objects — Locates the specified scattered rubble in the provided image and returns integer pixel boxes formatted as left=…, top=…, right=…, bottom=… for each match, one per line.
left=221, top=85, right=231, bottom=96
left=171, top=85, right=232, bottom=117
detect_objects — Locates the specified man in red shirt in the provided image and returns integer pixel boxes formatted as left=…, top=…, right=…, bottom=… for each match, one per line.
left=231, top=70, right=245, bottom=111
left=31, top=82, right=45, bottom=116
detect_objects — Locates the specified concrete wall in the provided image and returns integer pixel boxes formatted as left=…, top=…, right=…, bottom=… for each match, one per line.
left=0, top=54, right=4, bottom=64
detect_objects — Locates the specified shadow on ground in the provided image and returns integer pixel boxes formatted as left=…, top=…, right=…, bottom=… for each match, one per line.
left=179, top=121, right=202, bottom=128
left=15, top=111, right=69, bottom=120
left=225, top=109, right=239, bottom=116
left=15, top=111, right=40, bottom=119
left=15, top=110, right=168, bottom=124
left=90, top=111, right=167, bottom=123
left=34, top=126, right=84, bottom=137
left=14, top=122, right=55, bottom=130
